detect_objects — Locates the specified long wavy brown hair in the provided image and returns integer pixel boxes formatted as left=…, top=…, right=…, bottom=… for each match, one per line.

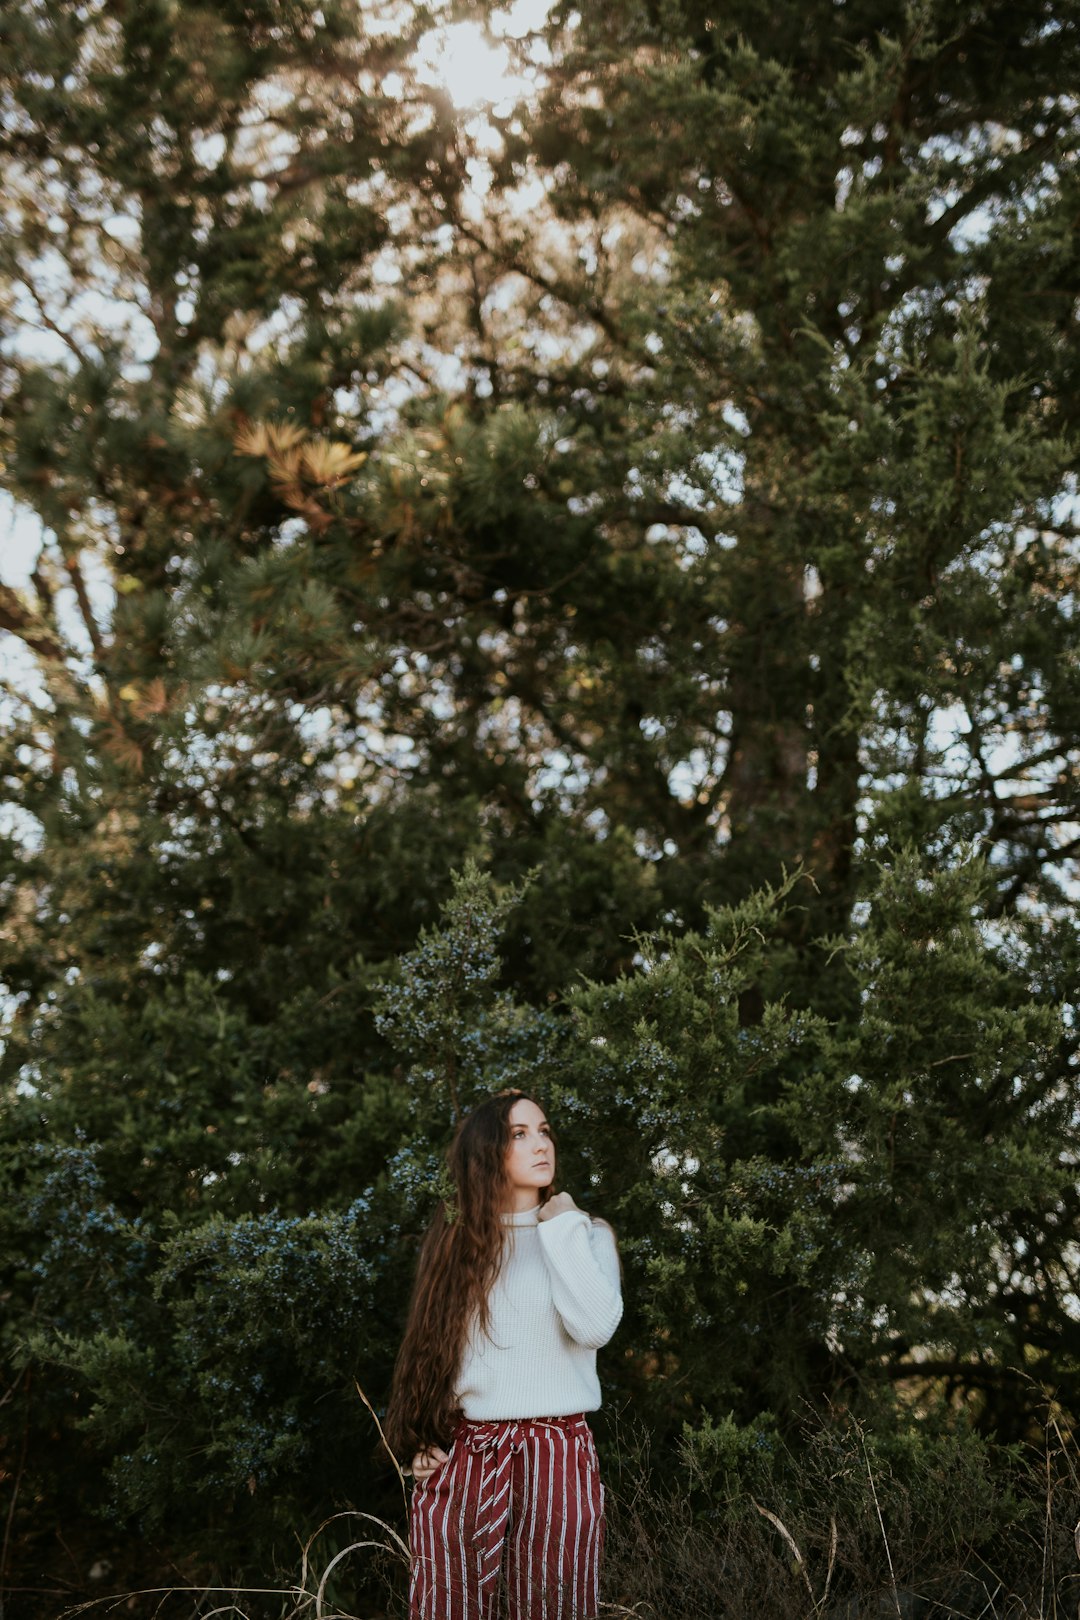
left=384, top=1089, right=553, bottom=1458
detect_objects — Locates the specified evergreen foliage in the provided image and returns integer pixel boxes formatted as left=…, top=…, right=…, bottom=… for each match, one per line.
left=1, top=0, right=1078, bottom=1610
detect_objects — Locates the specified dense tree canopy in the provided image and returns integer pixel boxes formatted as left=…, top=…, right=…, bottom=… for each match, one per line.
left=2, top=0, right=1078, bottom=1612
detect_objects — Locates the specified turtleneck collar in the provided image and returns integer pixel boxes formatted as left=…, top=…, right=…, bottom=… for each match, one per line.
left=501, top=1204, right=541, bottom=1226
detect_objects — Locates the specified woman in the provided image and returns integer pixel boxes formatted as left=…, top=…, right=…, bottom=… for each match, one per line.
left=386, top=1088, right=623, bottom=1620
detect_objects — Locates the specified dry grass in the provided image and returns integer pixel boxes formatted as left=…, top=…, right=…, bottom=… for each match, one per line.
left=597, top=1412, right=1080, bottom=1620
left=50, top=1412, right=1080, bottom=1619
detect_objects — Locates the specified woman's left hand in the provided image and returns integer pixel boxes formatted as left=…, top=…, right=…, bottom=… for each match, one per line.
left=538, top=1190, right=578, bottom=1221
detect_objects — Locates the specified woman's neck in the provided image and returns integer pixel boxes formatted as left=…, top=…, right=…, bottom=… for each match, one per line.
left=503, top=1187, right=543, bottom=1214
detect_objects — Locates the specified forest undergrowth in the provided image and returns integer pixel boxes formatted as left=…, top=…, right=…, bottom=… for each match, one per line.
left=48, top=1411, right=1080, bottom=1620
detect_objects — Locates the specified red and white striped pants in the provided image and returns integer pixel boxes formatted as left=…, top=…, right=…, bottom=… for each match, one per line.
left=409, top=1413, right=604, bottom=1620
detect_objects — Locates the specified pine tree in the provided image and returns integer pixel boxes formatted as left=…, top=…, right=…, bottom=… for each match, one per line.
left=2, top=0, right=1079, bottom=1608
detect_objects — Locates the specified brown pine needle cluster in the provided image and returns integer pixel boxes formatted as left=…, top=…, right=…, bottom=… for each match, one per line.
left=234, top=419, right=368, bottom=520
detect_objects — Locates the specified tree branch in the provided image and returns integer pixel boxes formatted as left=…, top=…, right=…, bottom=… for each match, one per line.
left=0, top=585, right=65, bottom=662
left=55, top=542, right=106, bottom=661
left=17, top=275, right=90, bottom=368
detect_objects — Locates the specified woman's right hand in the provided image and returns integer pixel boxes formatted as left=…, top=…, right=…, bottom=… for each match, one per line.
left=411, top=1445, right=450, bottom=1482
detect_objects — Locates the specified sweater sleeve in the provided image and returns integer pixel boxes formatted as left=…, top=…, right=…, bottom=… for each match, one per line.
left=535, top=1209, right=623, bottom=1349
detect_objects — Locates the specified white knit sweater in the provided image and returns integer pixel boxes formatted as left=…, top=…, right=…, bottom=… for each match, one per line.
left=455, top=1206, right=623, bottom=1421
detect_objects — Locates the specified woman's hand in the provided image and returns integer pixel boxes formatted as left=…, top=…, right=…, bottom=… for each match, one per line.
left=411, top=1445, right=450, bottom=1482
left=538, top=1190, right=578, bottom=1221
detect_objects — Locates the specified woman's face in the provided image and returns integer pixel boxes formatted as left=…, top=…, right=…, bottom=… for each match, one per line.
left=503, top=1098, right=555, bottom=1207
